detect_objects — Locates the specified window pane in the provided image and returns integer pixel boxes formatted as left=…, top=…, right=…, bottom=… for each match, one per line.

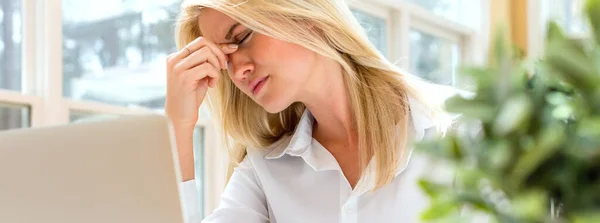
left=351, top=9, right=388, bottom=56
left=409, top=30, right=460, bottom=86
left=542, top=0, right=587, bottom=35
left=62, top=0, right=181, bottom=110
left=193, top=126, right=205, bottom=218
left=0, top=104, right=29, bottom=130
left=0, top=0, right=22, bottom=91
left=407, top=0, right=481, bottom=31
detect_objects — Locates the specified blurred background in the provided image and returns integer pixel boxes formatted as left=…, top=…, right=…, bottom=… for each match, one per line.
left=0, top=0, right=587, bottom=218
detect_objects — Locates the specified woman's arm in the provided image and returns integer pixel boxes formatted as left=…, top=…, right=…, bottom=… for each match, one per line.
left=174, top=124, right=202, bottom=222
left=201, top=157, right=269, bottom=223
left=173, top=123, right=195, bottom=182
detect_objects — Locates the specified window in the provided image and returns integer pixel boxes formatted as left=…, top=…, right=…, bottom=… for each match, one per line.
left=62, top=0, right=181, bottom=110
left=352, top=9, right=388, bottom=56
left=193, top=126, right=205, bottom=218
left=0, top=104, right=29, bottom=130
left=0, top=0, right=22, bottom=91
left=541, top=0, right=587, bottom=35
left=409, top=30, right=460, bottom=86
left=407, top=0, right=482, bottom=31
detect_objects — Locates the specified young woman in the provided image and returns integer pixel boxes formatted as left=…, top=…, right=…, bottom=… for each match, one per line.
left=166, top=0, right=459, bottom=222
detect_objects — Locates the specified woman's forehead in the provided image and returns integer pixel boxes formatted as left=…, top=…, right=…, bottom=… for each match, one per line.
left=197, top=8, right=238, bottom=44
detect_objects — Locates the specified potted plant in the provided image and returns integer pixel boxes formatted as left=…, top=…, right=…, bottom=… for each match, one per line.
left=417, top=0, right=600, bottom=222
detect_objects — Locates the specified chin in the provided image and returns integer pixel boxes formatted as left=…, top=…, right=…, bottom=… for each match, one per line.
left=261, top=102, right=290, bottom=114
left=258, top=97, right=293, bottom=114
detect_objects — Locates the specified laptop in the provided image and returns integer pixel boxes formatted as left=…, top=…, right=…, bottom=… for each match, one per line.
left=0, top=115, right=187, bottom=223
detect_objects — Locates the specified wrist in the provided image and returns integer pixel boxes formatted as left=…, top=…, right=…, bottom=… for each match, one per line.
left=168, top=119, right=197, bottom=131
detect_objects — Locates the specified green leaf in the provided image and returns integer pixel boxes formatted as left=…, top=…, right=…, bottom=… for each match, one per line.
left=421, top=197, right=459, bottom=221
left=455, top=191, right=493, bottom=212
left=546, top=21, right=566, bottom=42
left=418, top=179, right=448, bottom=198
left=586, top=0, right=600, bottom=45
left=577, top=116, right=600, bottom=138
left=455, top=167, right=485, bottom=188
left=546, top=92, right=571, bottom=105
left=491, top=27, right=512, bottom=68
left=509, top=125, right=566, bottom=188
left=488, top=140, right=512, bottom=170
left=572, top=212, right=600, bottom=223
left=552, top=104, right=575, bottom=120
left=545, top=40, right=600, bottom=92
left=459, top=66, right=496, bottom=91
left=510, top=191, right=548, bottom=220
left=444, top=96, right=497, bottom=122
left=416, top=138, right=455, bottom=161
left=493, top=93, right=533, bottom=136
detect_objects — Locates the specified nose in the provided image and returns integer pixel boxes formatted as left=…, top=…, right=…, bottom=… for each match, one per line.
left=228, top=52, right=254, bottom=83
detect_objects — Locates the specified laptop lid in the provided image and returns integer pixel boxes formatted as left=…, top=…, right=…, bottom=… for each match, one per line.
left=0, top=115, right=185, bottom=223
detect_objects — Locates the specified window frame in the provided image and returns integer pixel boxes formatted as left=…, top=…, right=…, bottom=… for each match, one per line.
left=350, top=0, right=393, bottom=59
left=349, top=0, right=485, bottom=85
left=0, top=0, right=489, bottom=216
left=528, top=0, right=590, bottom=59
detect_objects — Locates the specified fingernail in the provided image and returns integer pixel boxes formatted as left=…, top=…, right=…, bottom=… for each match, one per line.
left=228, top=44, right=238, bottom=49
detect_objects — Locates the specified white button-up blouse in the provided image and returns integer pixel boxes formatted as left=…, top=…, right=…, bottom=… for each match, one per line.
left=179, top=97, right=473, bottom=223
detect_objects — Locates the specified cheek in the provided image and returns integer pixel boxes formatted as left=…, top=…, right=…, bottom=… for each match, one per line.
left=260, top=39, right=316, bottom=83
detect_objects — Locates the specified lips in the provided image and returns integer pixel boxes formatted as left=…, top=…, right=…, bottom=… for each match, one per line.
left=249, top=75, right=269, bottom=95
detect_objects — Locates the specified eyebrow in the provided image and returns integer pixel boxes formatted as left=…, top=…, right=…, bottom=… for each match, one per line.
left=225, top=23, right=241, bottom=41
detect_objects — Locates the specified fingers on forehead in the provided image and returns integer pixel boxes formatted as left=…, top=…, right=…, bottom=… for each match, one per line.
left=186, top=37, right=211, bottom=51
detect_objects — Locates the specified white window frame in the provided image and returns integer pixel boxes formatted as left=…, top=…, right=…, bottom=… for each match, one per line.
left=528, top=0, right=545, bottom=60
left=349, top=0, right=393, bottom=59
left=528, top=0, right=590, bottom=59
left=1, top=0, right=489, bottom=216
left=349, top=0, right=487, bottom=81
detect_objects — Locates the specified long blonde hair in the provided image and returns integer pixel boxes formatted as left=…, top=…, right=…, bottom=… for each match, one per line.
left=176, top=0, right=448, bottom=189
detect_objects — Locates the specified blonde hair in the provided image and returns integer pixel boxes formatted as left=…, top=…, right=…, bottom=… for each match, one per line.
left=176, top=0, right=449, bottom=189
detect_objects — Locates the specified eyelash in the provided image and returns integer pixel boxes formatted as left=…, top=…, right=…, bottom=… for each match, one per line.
left=236, top=30, right=253, bottom=45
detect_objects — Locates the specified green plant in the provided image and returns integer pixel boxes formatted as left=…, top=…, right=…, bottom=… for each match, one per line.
left=417, top=0, right=600, bottom=222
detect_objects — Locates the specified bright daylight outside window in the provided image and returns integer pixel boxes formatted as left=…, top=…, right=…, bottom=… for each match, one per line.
left=0, top=0, right=28, bottom=131
left=542, top=0, right=587, bottom=35
left=62, top=0, right=180, bottom=111
left=406, top=0, right=481, bottom=86
left=352, top=9, right=388, bottom=57
left=407, top=0, right=482, bottom=31
left=409, top=30, right=460, bottom=86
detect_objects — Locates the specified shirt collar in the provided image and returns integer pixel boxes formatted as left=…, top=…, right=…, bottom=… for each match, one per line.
left=264, top=96, right=437, bottom=160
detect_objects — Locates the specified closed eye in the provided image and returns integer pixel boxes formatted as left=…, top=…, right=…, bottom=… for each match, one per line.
left=236, top=30, right=254, bottom=45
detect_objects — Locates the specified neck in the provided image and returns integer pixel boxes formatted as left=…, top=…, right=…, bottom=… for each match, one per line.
left=299, top=59, right=356, bottom=146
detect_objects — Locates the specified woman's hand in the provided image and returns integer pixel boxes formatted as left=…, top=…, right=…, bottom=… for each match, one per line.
left=165, top=37, right=238, bottom=128
left=165, top=37, right=238, bottom=181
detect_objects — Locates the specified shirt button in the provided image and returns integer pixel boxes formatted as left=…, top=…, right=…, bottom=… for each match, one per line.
left=343, top=205, right=353, bottom=213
